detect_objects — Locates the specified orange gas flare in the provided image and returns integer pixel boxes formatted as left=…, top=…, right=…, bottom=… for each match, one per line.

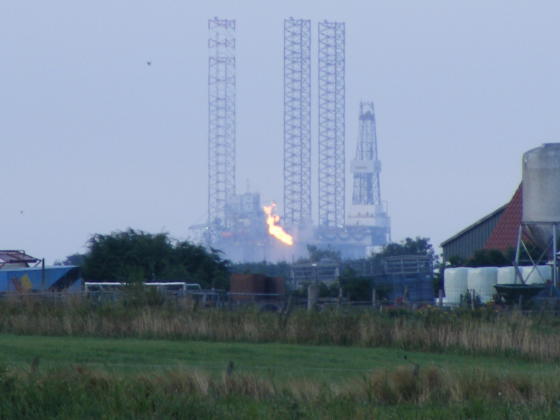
left=263, top=203, right=294, bottom=246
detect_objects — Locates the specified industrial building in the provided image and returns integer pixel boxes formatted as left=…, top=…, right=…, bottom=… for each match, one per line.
left=372, top=255, right=434, bottom=304
left=290, top=260, right=340, bottom=289
left=441, top=186, right=521, bottom=262
left=0, top=250, right=81, bottom=292
left=442, top=143, right=560, bottom=305
left=200, top=18, right=391, bottom=262
left=289, top=254, right=434, bottom=305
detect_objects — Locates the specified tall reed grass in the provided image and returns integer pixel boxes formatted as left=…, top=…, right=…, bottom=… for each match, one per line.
left=0, top=363, right=557, bottom=419
left=0, top=295, right=560, bottom=362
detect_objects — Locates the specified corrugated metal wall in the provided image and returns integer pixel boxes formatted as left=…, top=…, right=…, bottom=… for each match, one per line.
left=442, top=210, right=503, bottom=261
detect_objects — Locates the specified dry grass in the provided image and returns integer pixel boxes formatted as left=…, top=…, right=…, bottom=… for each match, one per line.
left=1, top=296, right=560, bottom=362
left=2, top=362, right=559, bottom=408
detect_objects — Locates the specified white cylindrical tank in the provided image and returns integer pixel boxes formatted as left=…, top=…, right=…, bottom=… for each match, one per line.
left=497, top=265, right=551, bottom=285
left=520, top=265, right=551, bottom=284
left=497, top=266, right=516, bottom=285
left=444, top=267, right=469, bottom=305
left=467, top=267, right=498, bottom=303
left=522, top=143, right=560, bottom=249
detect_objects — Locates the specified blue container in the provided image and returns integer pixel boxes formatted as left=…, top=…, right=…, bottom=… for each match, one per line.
left=0, top=266, right=81, bottom=293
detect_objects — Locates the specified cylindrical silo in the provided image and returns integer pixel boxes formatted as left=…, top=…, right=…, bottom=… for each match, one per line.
left=498, top=265, right=551, bottom=285
left=497, top=266, right=516, bottom=285
left=520, top=265, right=551, bottom=285
left=522, top=143, right=560, bottom=249
left=467, top=267, right=498, bottom=303
left=444, top=267, right=469, bottom=305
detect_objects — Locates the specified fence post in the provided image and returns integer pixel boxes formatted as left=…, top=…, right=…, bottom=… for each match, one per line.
left=438, top=289, right=443, bottom=307
left=307, top=284, right=318, bottom=311
left=41, top=259, right=45, bottom=291
left=403, top=285, right=409, bottom=306
left=371, top=288, right=377, bottom=308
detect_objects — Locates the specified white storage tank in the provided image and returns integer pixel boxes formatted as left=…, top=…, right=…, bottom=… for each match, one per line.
left=497, top=266, right=516, bottom=285
left=497, top=265, right=550, bottom=285
left=520, top=265, right=551, bottom=284
left=444, top=267, right=469, bottom=305
left=467, top=267, right=498, bottom=303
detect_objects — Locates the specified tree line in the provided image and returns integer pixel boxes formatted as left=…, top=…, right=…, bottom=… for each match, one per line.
left=61, top=229, right=440, bottom=296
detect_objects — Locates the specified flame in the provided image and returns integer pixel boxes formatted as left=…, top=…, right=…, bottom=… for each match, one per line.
left=263, top=203, right=294, bottom=246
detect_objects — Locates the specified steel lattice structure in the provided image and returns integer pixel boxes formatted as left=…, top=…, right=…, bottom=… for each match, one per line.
left=352, top=102, right=382, bottom=206
left=208, top=18, right=236, bottom=236
left=283, top=18, right=312, bottom=229
left=318, top=21, right=346, bottom=228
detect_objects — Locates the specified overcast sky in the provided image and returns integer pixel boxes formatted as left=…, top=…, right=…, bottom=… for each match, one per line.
left=1, top=1, right=559, bottom=263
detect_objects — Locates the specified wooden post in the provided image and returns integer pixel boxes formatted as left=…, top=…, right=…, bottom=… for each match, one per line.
left=403, top=286, right=409, bottom=306
left=41, top=259, right=46, bottom=291
left=371, top=288, right=377, bottom=308
left=307, top=284, right=318, bottom=311
left=438, top=289, right=443, bottom=307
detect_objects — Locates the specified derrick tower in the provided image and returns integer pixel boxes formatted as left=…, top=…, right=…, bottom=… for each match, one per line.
left=283, top=18, right=312, bottom=229
left=318, top=21, right=345, bottom=229
left=352, top=102, right=381, bottom=207
left=208, top=18, right=236, bottom=242
left=347, top=102, right=390, bottom=245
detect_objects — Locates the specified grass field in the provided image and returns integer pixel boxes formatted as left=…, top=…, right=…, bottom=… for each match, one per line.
left=2, top=301, right=560, bottom=418
left=0, top=334, right=558, bottom=381
left=0, top=334, right=559, bottom=419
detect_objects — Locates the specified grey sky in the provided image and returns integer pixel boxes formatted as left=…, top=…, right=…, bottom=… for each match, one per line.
left=1, top=1, right=559, bottom=262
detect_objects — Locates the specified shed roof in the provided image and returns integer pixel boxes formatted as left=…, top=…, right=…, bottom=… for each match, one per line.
left=440, top=184, right=523, bottom=258
left=440, top=205, right=507, bottom=248
left=484, top=185, right=522, bottom=251
left=0, top=250, right=40, bottom=266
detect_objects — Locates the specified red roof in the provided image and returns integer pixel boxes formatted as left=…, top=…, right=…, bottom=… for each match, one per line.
left=484, top=185, right=522, bottom=251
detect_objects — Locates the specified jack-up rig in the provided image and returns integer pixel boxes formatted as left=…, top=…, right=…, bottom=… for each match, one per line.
left=197, top=17, right=390, bottom=261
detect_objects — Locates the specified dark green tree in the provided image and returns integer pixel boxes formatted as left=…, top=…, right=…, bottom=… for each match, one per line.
left=339, top=267, right=371, bottom=301
left=53, top=253, right=86, bottom=267
left=465, top=249, right=510, bottom=267
left=317, top=282, right=340, bottom=298
left=304, top=245, right=341, bottom=263
left=171, top=242, right=230, bottom=289
left=378, top=237, right=435, bottom=259
left=449, top=246, right=542, bottom=268
left=82, top=229, right=230, bottom=288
